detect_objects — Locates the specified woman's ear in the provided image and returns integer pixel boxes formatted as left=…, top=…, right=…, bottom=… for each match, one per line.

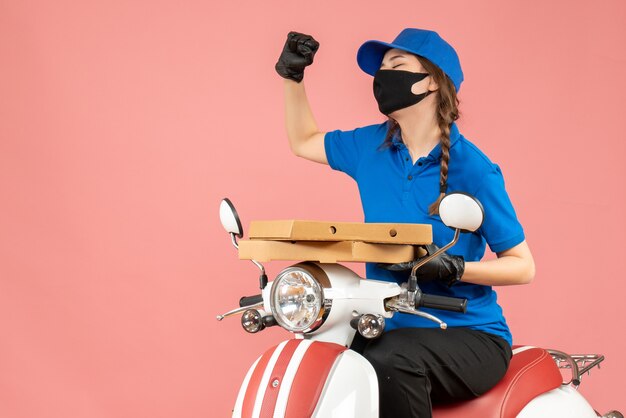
left=427, top=75, right=439, bottom=92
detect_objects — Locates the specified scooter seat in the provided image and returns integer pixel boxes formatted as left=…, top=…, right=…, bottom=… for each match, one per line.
left=432, top=345, right=563, bottom=418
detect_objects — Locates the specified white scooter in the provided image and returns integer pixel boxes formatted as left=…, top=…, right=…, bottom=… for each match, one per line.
left=216, top=193, right=622, bottom=418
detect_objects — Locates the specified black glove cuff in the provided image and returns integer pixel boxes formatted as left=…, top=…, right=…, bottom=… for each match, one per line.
left=275, top=62, right=304, bottom=83
left=446, top=255, right=465, bottom=287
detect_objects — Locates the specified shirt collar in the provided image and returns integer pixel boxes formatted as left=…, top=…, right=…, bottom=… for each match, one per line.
left=391, top=121, right=460, bottom=161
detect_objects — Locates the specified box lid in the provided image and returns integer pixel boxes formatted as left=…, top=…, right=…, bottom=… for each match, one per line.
left=248, top=220, right=432, bottom=245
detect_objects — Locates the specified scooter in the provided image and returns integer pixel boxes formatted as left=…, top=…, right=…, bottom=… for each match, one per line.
left=216, top=193, right=623, bottom=418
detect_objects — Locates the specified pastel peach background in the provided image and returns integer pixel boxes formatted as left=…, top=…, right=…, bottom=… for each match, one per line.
left=1, top=1, right=625, bottom=417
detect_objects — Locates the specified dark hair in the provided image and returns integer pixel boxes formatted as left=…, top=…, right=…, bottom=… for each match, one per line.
left=377, top=55, right=460, bottom=215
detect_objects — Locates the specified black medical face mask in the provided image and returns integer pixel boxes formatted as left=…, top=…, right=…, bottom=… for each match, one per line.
left=373, top=69, right=433, bottom=115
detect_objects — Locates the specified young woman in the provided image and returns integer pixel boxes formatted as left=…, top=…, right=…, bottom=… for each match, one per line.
left=275, top=28, right=535, bottom=418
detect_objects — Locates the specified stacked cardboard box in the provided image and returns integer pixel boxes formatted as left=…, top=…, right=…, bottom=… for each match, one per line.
left=238, top=220, right=432, bottom=263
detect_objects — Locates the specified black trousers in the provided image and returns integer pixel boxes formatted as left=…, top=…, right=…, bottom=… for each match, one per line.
left=350, top=327, right=512, bottom=418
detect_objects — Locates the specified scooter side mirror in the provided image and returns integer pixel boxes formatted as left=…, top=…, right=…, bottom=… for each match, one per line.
left=438, top=193, right=484, bottom=233
left=220, top=198, right=243, bottom=238
left=407, top=192, right=484, bottom=297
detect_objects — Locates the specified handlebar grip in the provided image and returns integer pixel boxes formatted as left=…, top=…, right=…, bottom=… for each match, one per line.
left=239, top=294, right=263, bottom=307
left=418, top=294, right=467, bottom=313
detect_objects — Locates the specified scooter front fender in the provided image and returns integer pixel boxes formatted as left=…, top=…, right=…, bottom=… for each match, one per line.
left=232, top=339, right=378, bottom=418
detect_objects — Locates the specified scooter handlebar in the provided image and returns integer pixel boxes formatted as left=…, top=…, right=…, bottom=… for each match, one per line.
left=417, top=293, right=467, bottom=313
left=239, top=294, right=263, bottom=307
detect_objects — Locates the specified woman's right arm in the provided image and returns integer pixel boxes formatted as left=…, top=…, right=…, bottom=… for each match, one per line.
left=275, top=32, right=328, bottom=165
left=283, top=78, right=328, bottom=165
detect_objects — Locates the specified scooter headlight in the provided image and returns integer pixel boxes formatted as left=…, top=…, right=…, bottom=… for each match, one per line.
left=270, top=265, right=330, bottom=333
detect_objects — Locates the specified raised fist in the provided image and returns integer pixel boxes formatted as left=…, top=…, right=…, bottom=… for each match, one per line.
left=275, top=31, right=319, bottom=83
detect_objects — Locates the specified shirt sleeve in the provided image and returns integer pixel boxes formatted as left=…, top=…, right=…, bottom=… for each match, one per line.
left=474, top=164, right=526, bottom=253
left=324, top=126, right=369, bottom=180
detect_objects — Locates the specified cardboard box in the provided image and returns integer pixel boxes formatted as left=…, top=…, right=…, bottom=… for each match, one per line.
left=238, top=239, right=427, bottom=263
left=248, top=220, right=432, bottom=245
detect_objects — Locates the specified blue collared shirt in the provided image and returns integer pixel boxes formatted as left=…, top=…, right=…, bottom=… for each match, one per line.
left=324, top=121, right=525, bottom=345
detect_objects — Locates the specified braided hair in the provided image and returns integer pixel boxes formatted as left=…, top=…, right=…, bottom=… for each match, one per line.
left=377, top=55, right=460, bottom=216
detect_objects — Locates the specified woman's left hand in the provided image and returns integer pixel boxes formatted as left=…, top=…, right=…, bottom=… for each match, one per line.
left=377, top=244, right=465, bottom=287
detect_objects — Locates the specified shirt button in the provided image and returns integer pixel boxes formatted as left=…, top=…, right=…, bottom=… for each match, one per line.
left=407, top=175, right=413, bottom=180
left=418, top=162, right=423, bottom=166
left=405, top=157, right=409, bottom=161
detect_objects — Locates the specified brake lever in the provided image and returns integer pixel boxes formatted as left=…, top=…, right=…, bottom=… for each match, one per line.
left=216, top=301, right=263, bottom=321
left=386, top=290, right=448, bottom=330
